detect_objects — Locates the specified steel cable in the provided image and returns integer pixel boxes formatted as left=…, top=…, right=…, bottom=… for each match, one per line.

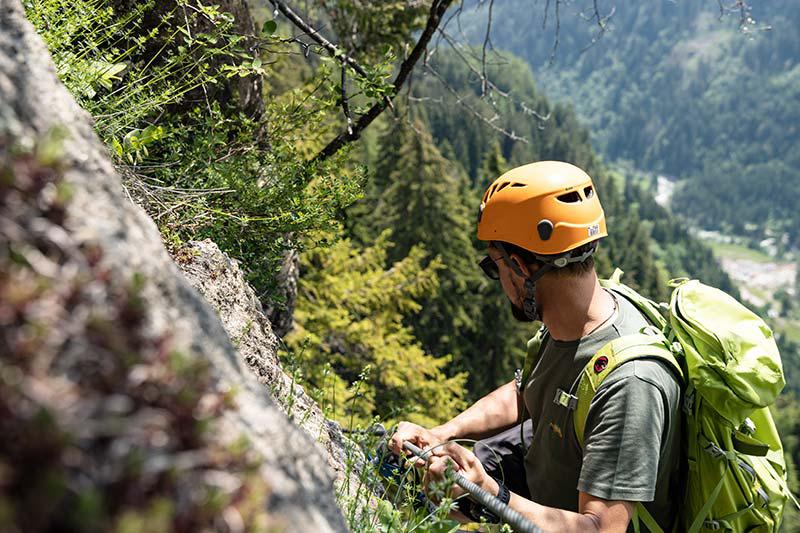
left=402, top=441, right=544, bottom=533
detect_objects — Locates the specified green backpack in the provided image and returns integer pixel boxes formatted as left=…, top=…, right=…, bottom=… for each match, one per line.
left=520, top=270, right=799, bottom=532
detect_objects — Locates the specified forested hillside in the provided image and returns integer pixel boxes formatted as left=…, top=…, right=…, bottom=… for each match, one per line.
left=461, top=0, right=800, bottom=246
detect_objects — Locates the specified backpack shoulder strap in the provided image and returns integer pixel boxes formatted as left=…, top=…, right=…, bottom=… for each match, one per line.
left=573, top=332, right=683, bottom=447
left=518, top=326, right=549, bottom=393
left=573, top=332, right=681, bottom=533
left=599, top=269, right=669, bottom=332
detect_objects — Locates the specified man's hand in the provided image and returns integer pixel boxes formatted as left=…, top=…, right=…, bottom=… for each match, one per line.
left=389, top=422, right=451, bottom=465
left=423, top=444, right=634, bottom=532
left=423, top=442, right=496, bottom=501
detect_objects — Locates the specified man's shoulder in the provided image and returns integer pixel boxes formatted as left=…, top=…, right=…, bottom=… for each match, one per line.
left=611, top=291, right=652, bottom=336
left=595, top=358, right=682, bottom=406
left=601, top=291, right=682, bottom=397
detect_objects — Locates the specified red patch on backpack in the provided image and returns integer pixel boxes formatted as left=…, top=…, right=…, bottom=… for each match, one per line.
left=594, top=356, right=608, bottom=374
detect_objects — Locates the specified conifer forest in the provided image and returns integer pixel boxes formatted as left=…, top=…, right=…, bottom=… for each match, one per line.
left=3, top=0, right=800, bottom=531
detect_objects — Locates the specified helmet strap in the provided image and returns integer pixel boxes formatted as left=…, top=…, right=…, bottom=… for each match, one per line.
left=522, top=263, right=553, bottom=321
left=494, top=241, right=559, bottom=322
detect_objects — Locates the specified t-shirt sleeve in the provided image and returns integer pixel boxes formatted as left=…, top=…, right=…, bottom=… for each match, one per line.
left=576, top=360, right=671, bottom=502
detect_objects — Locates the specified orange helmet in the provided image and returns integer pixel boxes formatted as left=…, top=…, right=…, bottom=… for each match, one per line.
left=477, top=161, right=607, bottom=257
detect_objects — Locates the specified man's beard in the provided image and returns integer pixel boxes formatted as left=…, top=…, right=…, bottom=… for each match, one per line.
left=511, top=301, right=536, bottom=322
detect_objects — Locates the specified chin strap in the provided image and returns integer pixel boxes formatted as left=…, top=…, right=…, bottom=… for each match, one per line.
left=522, top=265, right=554, bottom=320
left=495, top=242, right=556, bottom=321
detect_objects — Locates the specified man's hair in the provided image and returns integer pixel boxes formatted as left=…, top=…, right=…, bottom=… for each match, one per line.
left=495, top=241, right=597, bottom=278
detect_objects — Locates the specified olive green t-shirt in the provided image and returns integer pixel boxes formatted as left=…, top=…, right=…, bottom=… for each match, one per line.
left=522, top=291, right=682, bottom=531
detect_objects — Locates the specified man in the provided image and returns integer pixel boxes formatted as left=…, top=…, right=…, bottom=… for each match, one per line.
left=389, top=161, right=682, bottom=532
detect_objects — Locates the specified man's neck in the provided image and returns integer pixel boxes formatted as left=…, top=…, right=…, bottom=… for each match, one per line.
left=538, top=272, right=616, bottom=342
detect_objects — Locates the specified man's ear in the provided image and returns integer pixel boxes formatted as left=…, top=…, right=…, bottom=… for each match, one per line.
left=510, top=254, right=532, bottom=278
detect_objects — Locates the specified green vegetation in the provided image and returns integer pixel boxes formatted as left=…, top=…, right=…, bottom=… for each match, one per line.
left=286, top=230, right=467, bottom=429
left=709, top=241, right=775, bottom=264
left=20, top=0, right=799, bottom=530
left=26, top=0, right=364, bottom=302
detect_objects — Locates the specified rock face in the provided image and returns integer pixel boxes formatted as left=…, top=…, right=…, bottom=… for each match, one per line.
left=177, top=240, right=370, bottom=504
left=0, top=0, right=347, bottom=530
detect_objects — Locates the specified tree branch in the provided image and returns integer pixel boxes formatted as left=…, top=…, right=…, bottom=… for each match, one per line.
left=579, top=1, right=616, bottom=54
left=268, top=0, right=369, bottom=78
left=310, top=0, right=455, bottom=164
left=480, top=0, right=495, bottom=96
left=340, top=57, right=353, bottom=136
left=423, top=63, right=529, bottom=143
left=435, top=28, right=550, bottom=123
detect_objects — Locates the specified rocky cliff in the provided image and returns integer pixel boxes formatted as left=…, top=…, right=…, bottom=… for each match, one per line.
left=0, top=0, right=352, bottom=529
left=176, top=240, right=373, bottom=505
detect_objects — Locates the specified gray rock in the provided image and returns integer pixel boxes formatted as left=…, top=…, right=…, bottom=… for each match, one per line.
left=177, top=239, right=377, bottom=509
left=0, top=0, right=348, bottom=530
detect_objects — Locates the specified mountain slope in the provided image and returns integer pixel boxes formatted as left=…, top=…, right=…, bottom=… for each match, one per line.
left=460, top=0, right=800, bottom=245
left=411, top=53, right=737, bottom=297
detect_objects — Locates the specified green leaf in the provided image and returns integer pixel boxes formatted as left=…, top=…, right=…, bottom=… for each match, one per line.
left=252, top=57, right=262, bottom=69
left=262, top=20, right=277, bottom=35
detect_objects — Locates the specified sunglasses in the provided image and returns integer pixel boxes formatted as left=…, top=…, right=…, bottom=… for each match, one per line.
left=479, top=255, right=501, bottom=280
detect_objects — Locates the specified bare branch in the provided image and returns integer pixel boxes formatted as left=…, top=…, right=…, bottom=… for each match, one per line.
left=549, top=0, right=562, bottom=65
left=423, top=63, right=529, bottom=144
left=340, top=57, right=353, bottom=136
left=439, top=1, right=465, bottom=41
left=543, top=0, right=550, bottom=30
left=714, top=1, right=771, bottom=33
left=310, top=0, right=456, bottom=164
left=480, top=0, right=495, bottom=96
left=435, top=29, right=551, bottom=122
left=268, top=0, right=369, bottom=78
left=579, top=1, right=616, bottom=54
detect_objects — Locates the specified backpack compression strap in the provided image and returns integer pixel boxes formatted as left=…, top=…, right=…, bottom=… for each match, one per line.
left=518, top=327, right=548, bottom=393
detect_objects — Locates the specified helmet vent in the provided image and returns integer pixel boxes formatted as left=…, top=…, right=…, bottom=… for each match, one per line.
left=556, top=191, right=581, bottom=203
left=584, top=186, right=594, bottom=199
left=485, top=181, right=516, bottom=202
left=511, top=182, right=526, bottom=188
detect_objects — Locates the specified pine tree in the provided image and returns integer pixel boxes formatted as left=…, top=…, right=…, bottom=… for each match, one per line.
left=367, top=121, right=486, bottom=387
left=286, top=230, right=467, bottom=428
left=477, top=138, right=508, bottom=190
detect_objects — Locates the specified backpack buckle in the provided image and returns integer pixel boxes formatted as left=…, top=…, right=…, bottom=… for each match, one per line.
left=704, top=442, right=725, bottom=460
left=739, top=417, right=756, bottom=435
left=641, top=325, right=662, bottom=337
left=515, top=369, right=523, bottom=393
left=683, top=388, right=695, bottom=414
left=553, top=389, right=578, bottom=410
left=703, top=520, right=721, bottom=530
